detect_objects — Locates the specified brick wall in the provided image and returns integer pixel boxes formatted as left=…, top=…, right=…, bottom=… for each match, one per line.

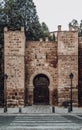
left=4, top=27, right=25, bottom=107
left=3, top=26, right=79, bottom=107
left=25, top=41, right=58, bottom=105
left=58, top=26, right=78, bottom=106
left=78, top=37, right=82, bottom=106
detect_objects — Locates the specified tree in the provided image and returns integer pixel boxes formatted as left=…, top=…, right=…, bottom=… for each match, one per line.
left=79, top=20, right=82, bottom=36
left=41, top=22, right=49, bottom=34
left=48, top=33, right=56, bottom=42
left=0, top=0, right=50, bottom=107
left=40, top=22, right=49, bottom=40
left=69, top=19, right=82, bottom=36
left=69, top=19, right=78, bottom=29
left=41, top=22, right=49, bottom=35
left=0, top=0, right=44, bottom=41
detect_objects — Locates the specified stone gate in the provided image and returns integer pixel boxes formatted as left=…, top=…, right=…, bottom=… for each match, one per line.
left=3, top=25, right=79, bottom=107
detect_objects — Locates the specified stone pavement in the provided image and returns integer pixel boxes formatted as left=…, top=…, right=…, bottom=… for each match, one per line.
left=0, top=105, right=82, bottom=114
left=5, top=116, right=82, bottom=130
left=0, top=106, right=82, bottom=130
left=0, top=114, right=82, bottom=130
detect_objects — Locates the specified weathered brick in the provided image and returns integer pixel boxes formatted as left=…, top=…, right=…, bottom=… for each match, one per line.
left=3, top=26, right=80, bottom=107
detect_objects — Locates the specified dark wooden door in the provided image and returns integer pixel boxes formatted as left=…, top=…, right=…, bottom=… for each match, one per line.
left=33, top=74, right=49, bottom=105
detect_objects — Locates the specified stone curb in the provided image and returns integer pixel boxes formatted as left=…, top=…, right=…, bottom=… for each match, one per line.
left=0, top=107, right=82, bottom=114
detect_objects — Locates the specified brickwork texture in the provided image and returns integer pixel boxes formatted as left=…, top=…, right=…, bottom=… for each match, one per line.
left=3, top=25, right=81, bottom=107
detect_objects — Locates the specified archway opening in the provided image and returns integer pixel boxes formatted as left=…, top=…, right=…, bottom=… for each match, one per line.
left=33, top=74, right=50, bottom=105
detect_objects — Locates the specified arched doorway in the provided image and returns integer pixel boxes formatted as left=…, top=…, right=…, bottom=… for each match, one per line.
left=33, top=74, right=50, bottom=105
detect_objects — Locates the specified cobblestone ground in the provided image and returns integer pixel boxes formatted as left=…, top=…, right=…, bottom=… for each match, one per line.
left=0, top=106, right=82, bottom=130
left=0, top=114, right=82, bottom=130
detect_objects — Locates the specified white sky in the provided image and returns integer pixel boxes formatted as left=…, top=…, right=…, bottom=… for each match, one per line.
left=33, top=0, right=82, bottom=31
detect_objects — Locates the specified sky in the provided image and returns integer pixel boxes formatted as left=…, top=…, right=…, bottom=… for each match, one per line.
left=33, top=0, right=82, bottom=32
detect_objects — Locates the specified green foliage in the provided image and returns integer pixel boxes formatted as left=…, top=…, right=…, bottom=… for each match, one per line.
left=41, top=22, right=49, bottom=34
left=41, top=22, right=49, bottom=39
left=69, top=19, right=82, bottom=36
left=69, top=19, right=78, bottom=28
left=0, top=0, right=48, bottom=41
left=49, top=33, right=56, bottom=42
left=79, top=20, right=82, bottom=36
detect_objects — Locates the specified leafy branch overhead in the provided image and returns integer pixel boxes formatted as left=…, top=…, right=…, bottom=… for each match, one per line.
left=69, top=19, right=82, bottom=36
left=0, top=0, right=49, bottom=42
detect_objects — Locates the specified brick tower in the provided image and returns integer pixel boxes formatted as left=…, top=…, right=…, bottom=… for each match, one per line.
left=4, top=27, right=25, bottom=107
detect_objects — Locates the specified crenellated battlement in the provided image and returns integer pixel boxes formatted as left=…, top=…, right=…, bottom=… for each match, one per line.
left=3, top=25, right=82, bottom=107
left=57, top=24, right=78, bottom=32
